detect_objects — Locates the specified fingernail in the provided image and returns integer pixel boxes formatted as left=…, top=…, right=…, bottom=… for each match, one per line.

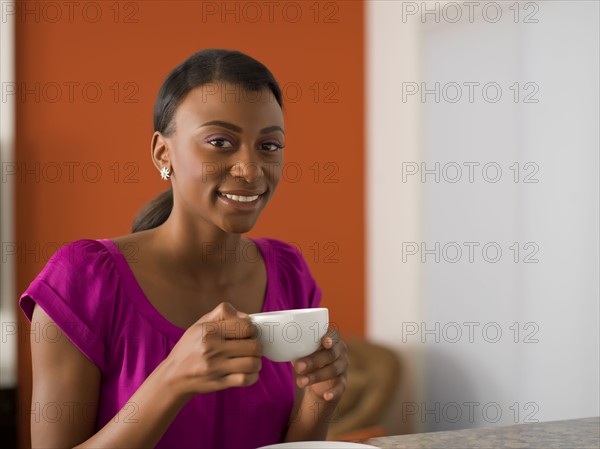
left=237, top=311, right=249, bottom=318
left=325, top=392, right=334, bottom=401
left=298, top=376, right=309, bottom=387
left=296, top=362, right=307, bottom=373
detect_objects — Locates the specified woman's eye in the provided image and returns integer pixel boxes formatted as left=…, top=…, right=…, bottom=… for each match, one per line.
left=262, top=142, right=284, bottom=152
left=207, top=138, right=234, bottom=148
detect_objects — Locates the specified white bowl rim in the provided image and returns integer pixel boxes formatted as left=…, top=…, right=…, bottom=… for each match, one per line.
left=256, top=441, right=378, bottom=448
left=249, top=307, right=328, bottom=318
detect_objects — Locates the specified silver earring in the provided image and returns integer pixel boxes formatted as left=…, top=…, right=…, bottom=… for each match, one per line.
left=160, top=166, right=171, bottom=180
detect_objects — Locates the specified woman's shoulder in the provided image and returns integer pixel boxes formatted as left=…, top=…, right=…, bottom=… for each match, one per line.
left=251, top=236, right=301, bottom=259
left=105, top=229, right=155, bottom=263
left=251, top=237, right=316, bottom=279
left=250, top=236, right=305, bottom=271
left=19, top=237, right=129, bottom=370
left=252, top=236, right=322, bottom=309
left=22, top=237, right=121, bottom=303
left=43, top=238, right=115, bottom=272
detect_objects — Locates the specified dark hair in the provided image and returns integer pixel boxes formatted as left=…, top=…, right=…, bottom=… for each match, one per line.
left=131, top=49, right=284, bottom=233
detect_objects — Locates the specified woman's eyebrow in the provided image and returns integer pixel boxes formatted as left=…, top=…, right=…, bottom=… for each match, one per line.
left=199, top=120, right=284, bottom=135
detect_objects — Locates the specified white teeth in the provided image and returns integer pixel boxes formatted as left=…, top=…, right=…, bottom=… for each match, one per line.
left=221, top=193, right=260, bottom=202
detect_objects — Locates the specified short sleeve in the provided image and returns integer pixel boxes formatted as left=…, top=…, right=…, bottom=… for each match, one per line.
left=19, top=239, right=118, bottom=371
left=263, top=238, right=323, bottom=310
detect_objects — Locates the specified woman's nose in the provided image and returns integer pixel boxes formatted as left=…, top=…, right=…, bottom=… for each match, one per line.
left=229, top=145, right=264, bottom=183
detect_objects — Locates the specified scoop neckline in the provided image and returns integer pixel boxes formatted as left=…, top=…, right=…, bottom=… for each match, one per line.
left=98, top=237, right=271, bottom=342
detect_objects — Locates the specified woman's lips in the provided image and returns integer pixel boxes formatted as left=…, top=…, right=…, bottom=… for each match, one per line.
left=217, top=190, right=265, bottom=211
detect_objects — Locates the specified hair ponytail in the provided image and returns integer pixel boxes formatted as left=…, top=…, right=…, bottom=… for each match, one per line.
left=131, top=48, right=283, bottom=233
left=131, top=189, right=173, bottom=233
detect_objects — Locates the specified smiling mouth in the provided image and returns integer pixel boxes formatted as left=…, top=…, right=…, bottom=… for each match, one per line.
left=218, top=192, right=262, bottom=203
left=217, top=191, right=265, bottom=204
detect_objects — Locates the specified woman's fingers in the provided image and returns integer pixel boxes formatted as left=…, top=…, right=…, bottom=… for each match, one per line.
left=220, top=355, right=262, bottom=375
left=294, top=341, right=343, bottom=375
left=322, top=376, right=346, bottom=401
left=219, top=338, right=262, bottom=358
left=167, top=302, right=264, bottom=396
left=291, top=328, right=348, bottom=402
left=296, top=354, right=346, bottom=387
left=204, top=369, right=261, bottom=392
left=217, top=352, right=262, bottom=389
left=324, top=326, right=340, bottom=344
left=220, top=371, right=260, bottom=389
left=197, top=301, right=247, bottom=323
left=197, top=355, right=262, bottom=382
left=198, top=318, right=257, bottom=341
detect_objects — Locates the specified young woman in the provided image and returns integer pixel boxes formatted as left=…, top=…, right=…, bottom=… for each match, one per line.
left=20, top=49, right=348, bottom=449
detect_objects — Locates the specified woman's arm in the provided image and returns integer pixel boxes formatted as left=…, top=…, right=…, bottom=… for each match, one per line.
left=30, top=304, right=99, bottom=448
left=30, top=304, right=188, bottom=448
left=284, top=384, right=340, bottom=441
left=283, top=328, right=348, bottom=442
left=30, top=302, right=261, bottom=448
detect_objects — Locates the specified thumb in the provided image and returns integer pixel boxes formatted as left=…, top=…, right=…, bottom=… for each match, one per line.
left=198, top=301, right=248, bottom=324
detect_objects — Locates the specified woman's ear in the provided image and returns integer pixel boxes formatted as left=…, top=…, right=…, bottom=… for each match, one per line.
left=151, top=131, right=170, bottom=172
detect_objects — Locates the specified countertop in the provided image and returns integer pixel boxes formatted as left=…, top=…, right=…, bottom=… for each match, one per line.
left=363, top=417, right=600, bottom=448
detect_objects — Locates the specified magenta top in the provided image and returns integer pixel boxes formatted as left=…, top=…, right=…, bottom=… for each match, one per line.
left=19, top=237, right=322, bottom=449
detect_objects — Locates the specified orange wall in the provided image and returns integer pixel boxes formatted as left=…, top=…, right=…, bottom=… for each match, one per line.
left=15, top=1, right=364, bottom=447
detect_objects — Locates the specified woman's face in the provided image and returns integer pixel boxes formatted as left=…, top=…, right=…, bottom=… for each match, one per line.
left=158, top=82, right=284, bottom=235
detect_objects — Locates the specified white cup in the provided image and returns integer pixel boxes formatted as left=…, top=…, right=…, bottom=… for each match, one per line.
left=249, top=308, right=329, bottom=362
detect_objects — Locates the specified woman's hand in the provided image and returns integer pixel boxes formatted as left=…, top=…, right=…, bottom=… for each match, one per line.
left=162, top=302, right=262, bottom=399
left=291, top=326, right=348, bottom=403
